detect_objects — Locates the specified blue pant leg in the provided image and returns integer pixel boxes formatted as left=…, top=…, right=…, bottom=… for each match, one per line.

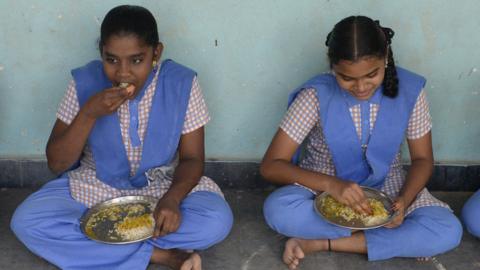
left=462, top=189, right=480, bottom=237
left=10, top=178, right=154, bottom=270
left=263, top=185, right=351, bottom=239
left=365, top=206, right=462, bottom=261
left=150, top=191, right=233, bottom=250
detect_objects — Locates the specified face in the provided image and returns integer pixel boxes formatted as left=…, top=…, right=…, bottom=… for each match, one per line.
left=332, top=56, right=386, bottom=100
left=101, top=34, right=162, bottom=99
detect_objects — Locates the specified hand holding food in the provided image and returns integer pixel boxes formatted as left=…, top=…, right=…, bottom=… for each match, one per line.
left=328, top=179, right=373, bottom=215
left=81, top=86, right=132, bottom=119
left=320, top=194, right=389, bottom=227
left=153, top=196, right=182, bottom=238
left=118, top=82, right=135, bottom=96
left=384, top=196, right=406, bottom=228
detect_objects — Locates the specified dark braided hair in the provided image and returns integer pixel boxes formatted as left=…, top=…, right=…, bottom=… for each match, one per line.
left=325, top=16, right=399, bottom=98
left=99, top=5, right=159, bottom=53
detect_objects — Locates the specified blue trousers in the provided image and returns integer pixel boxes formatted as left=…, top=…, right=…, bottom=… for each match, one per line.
left=462, top=189, right=480, bottom=237
left=11, top=178, right=233, bottom=270
left=264, top=185, right=462, bottom=261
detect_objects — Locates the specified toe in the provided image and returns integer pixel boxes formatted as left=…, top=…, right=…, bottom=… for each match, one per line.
left=283, top=254, right=293, bottom=265
left=283, top=248, right=294, bottom=264
left=293, top=245, right=305, bottom=259
left=193, top=254, right=202, bottom=270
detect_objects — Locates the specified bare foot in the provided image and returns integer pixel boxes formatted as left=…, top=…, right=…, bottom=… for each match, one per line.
left=150, top=248, right=202, bottom=270
left=180, top=253, right=201, bottom=270
left=416, top=257, right=431, bottom=262
left=283, top=238, right=328, bottom=270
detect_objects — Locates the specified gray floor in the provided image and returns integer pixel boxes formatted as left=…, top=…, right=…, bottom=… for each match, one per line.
left=1, top=187, right=479, bottom=270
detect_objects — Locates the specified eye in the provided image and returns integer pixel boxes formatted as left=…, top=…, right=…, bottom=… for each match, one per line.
left=105, top=57, right=118, bottom=64
left=132, top=58, right=143, bottom=64
left=367, top=72, right=378, bottom=78
left=341, top=76, right=353, bottom=82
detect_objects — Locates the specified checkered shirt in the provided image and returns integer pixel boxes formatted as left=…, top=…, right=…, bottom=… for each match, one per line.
left=280, top=88, right=449, bottom=214
left=57, top=65, right=222, bottom=207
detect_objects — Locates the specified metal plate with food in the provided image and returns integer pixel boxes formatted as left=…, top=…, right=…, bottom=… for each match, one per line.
left=314, top=186, right=396, bottom=230
left=80, top=196, right=157, bottom=244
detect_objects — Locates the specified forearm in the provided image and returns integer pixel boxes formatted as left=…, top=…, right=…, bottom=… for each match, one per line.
left=260, top=159, right=337, bottom=192
left=399, top=158, right=433, bottom=207
left=162, top=157, right=204, bottom=203
left=46, top=110, right=96, bottom=174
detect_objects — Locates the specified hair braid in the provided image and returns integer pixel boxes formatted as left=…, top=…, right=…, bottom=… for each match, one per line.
left=380, top=26, right=398, bottom=98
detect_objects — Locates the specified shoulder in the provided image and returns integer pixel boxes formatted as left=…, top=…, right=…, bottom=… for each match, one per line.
left=289, top=73, right=336, bottom=105
left=70, top=60, right=107, bottom=89
left=302, top=73, right=337, bottom=88
left=396, top=66, right=426, bottom=88
left=71, top=60, right=103, bottom=78
left=303, top=73, right=339, bottom=98
left=160, top=59, right=197, bottom=79
left=296, top=88, right=318, bottom=102
left=70, top=60, right=110, bottom=105
left=394, top=66, right=426, bottom=103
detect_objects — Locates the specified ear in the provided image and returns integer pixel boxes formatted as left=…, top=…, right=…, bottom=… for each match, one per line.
left=153, top=42, right=164, bottom=61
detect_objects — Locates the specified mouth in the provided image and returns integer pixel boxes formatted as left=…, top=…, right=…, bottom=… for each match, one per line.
left=118, top=82, right=130, bottom=88
left=355, top=91, right=371, bottom=98
left=117, top=82, right=136, bottom=96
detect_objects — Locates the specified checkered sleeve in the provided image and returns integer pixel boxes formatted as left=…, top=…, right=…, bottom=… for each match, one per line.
left=406, top=89, right=432, bottom=139
left=56, top=80, right=80, bottom=125
left=279, top=88, right=319, bottom=144
left=182, top=76, right=211, bottom=134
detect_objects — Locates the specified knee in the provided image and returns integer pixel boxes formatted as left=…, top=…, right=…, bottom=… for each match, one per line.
left=210, top=200, right=234, bottom=243
left=462, top=196, right=480, bottom=237
left=407, top=208, right=463, bottom=257
left=442, top=215, right=463, bottom=250
left=10, top=203, right=35, bottom=242
left=263, top=191, right=287, bottom=231
left=196, top=197, right=234, bottom=249
left=431, top=213, right=463, bottom=254
left=263, top=189, right=303, bottom=234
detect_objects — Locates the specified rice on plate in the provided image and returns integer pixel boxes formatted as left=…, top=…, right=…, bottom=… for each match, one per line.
left=320, top=194, right=390, bottom=227
left=81, top=197, right=157, bottom=244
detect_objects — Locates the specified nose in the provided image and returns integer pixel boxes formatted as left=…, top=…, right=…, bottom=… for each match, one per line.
left=355, top=79, right=367, bottom=92
left=117, top=61, right=131, bottom=78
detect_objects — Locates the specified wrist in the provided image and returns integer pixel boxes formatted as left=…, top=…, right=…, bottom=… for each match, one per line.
left=396, top=195, right=409, bottom=207
left=324, top=176, right=339, bottom=193
left=79, top=107, right=97, bottom=121
left=161, top=192, right=182, bottom=205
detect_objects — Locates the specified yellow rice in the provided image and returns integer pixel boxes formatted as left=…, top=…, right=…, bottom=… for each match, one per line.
left=114, top=213, right=154, bottom=240
left=321, top=195, right=389, bottom=226
left=85, top=203, right=154, bottom=240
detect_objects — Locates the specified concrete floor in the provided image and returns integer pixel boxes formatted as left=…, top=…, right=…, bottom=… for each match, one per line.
left=1, top=187, right=479, bottom=270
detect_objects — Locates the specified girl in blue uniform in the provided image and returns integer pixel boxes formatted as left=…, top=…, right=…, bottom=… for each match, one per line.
left=11, top=5, right=232, bottom=270
left=260, top=16, right=462, bottom=269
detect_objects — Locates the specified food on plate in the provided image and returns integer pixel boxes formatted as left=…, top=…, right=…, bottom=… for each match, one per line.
left=115, top=213, right=155, bottom=239
left=320, top=195, right=389, bottom=226
left=84, top=202, right=154, bottom=241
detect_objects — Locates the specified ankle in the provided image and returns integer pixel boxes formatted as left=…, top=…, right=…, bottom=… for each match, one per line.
left=150, top=248, right=171, bottom=264
left=151, top=248, right=188, bottom=268
left=295, top=238, right=330, bottom=253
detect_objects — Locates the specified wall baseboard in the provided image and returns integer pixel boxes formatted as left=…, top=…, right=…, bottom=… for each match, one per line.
left=0, top=159, right=479, bottom=191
